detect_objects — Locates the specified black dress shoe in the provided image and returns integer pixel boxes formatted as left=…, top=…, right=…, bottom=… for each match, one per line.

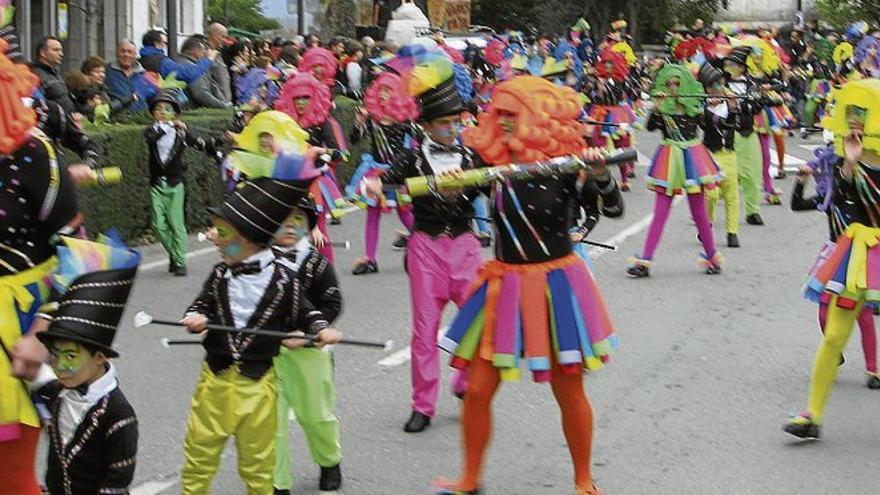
left=274, top=489, right=291, bottom=495
left=352, top=260, right=378, bottom=275
left=746, top=213, right=764, bottom=225
left=319, top=463, right=342, bottom=491
left=477, top=234, right=491, bottom=248
left=330, top=216, right=342, bottom=225
left=404, top=411, right=431, bottom=433
left=868, top=374, right=880, bottom=389
left=168, top=261, right=176, bottom=273
left=626, top=264, right=650, bottom=278
left=174, top=265, right=187, bottom=277
left=727, top=233, right=740, bottom=248
left=392, top=235, right=409, bottom=250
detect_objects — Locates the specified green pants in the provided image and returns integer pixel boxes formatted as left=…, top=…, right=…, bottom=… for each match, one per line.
left=734, top=132, right=763, bottom=216
left=150, top=182, right=187, bottom=267
left=273, top=347, right=342, bottom=490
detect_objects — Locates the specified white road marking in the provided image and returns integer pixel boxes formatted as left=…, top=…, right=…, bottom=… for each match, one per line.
left=131, top=479, right=177, bottom=495
left=140, top=247, right=216, bottom=272
left=589, top=196, right=684, bottom=261
left=799, top=144, right=825, bottom=152
left=378, top=327, right=446, bottom=367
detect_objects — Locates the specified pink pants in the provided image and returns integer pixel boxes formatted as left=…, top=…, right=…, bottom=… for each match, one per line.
left=407, top=231, right=483, bottom=416
left=758, top=134, right=776, bottom=195
left=819, top=302, right=878, bottom=373
left=365, top=206, right=415, bottom=262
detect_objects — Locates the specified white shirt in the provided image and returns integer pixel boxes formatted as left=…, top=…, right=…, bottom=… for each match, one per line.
left=709, top=101, right=729, bottom=119
left=224, top=249, right=276, bottom=328
left=275, top=236, right=312, bottom=273
left=422, top=138, right=464, bottom=175
left=57, top=364, right=119, bottom=446
left=346, top=62, right=363, bottom=93
left=154, top=122, right=177, bottom=164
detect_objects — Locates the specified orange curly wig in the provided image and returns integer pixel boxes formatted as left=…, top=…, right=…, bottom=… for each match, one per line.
left=0, top=38, right=38, bottom=154
left=463, top=76, right=585, bottom=165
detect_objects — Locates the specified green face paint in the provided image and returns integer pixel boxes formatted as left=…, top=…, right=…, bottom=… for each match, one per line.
left=223, top=241, right=243, bottom=258
left=154, top=101, right=177, bottom=121
left=49, top=341, right=91, bottom=377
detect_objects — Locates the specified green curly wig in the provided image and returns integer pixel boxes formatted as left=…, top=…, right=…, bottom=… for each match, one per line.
left=652, top=63, right=705, bottom=117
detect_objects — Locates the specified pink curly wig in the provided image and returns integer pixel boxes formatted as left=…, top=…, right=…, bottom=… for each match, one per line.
left=596, top=49, right=629, bottom=81
left=299, top=47, right=340, bottom=87
left=364, top=72, right=419, bottom=123
left=485, top=37, right=507, bottom=66
left=276, top=72, right=332, bottom=129
left=463, top=76, right=585, bottom=165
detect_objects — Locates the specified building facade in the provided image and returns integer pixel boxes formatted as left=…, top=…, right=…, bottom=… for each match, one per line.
left=717, top=0, right=817, bottom=23
left=13, top=0, right=203, bottom=69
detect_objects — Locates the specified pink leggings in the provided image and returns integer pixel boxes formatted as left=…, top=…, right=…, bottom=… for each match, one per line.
left=641, top=192, right=716, bottom=261
left=818, top=303, right=878, bottom=373
left=365, top=206, right=415, bottom=262
left=758, top=134, right=776, bottom=194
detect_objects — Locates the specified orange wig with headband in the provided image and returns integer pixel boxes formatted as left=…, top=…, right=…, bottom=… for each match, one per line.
left=0, top=38, right=38, bottom=154
left=463, top=76, right=585, bottom=165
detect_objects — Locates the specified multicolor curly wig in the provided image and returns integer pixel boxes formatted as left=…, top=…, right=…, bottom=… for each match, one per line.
left=276, top=72, right=332, bottom=129
left=364, top=71, right=419, bottom=123
left=0, top=37, right=38, bottom=154
left=596, top=49, right=629, bottom=81
left=299, top=47, right=339, bottom=87
left=651, top=63, right=705, bottom=117
left=463, top=76, right=585, bottom=165
left=484, top=37, right=508, bottom=66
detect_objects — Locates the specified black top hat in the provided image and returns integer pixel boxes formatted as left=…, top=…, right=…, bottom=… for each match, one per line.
left=149, top=89, right=182, bottom=114
left=38, top=267, right=139, bottom=358
left=418, top=77, right=464, bottom=122
left=725, top=46, right=750, bottom=67
left=697, top=62, right=724, bottom=87
left=209, top=178, right=310, bottom=246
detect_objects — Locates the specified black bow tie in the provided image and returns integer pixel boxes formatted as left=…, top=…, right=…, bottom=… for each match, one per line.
left=428, top=143, right=462, bottom=154
left=229, top=260, right=262, bottom=277
left=271, top=246, right=297, bottom=260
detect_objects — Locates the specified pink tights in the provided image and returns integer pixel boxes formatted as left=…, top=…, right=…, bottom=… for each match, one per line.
left=818, top=303, right=878, bottom=373
left=365, top=207, right=415, bottom=262
left=641, top=192, right=716, bottom=261
left=758, top=134, right=776, bottom=194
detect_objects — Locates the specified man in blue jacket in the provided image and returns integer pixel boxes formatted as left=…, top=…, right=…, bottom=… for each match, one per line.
left=139, top=29, right=212, bottom=85
left=105, top=40, right=149, bottom=113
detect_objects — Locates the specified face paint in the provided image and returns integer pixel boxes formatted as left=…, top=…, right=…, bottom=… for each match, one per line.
left=222, top=241, right=243, bottom=258
left=154, top=101, right=177, bottom=121
left=847, top=105, right=868, bottom=132
left=49, top=341, right=91, bottom=377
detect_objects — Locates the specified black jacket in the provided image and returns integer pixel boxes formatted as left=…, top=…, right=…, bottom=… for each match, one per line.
left=39, top=383, right=138, bottom=495
left=187, top=260, right=330, bottom=380
left=382, top=145, right=483, bottom=237
left=31, top=61, right=76, bottom=114
left=34, top=98, right=102, bottom=169
left=144, top=123, right=215, bottom=186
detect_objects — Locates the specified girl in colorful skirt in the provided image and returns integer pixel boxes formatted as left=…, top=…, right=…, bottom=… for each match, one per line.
left=585, top=49, right=639, bottom=190
left=785, top=79, right=880, bottom=439
left=348, top=72, right=420, bottom=275
left=436, top=76, right=621, bottom=495
left=277, top=72, right=349, bottom=263
left=627, top=64, right=724, bottom=278
left=792, top=144, right=879, bottom=389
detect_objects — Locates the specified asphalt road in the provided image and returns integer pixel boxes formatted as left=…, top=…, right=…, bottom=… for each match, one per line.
left=38, top=130, right=880, bottom=494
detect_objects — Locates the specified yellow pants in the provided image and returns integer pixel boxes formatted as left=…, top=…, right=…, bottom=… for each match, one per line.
left=181, top=363, right=277, bottom=495
left=705, top=149, right=740, bottom=235
left=806, top=295, right=865, bottom=424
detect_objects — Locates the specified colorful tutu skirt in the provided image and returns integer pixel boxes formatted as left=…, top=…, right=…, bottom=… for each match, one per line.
left=440, top=253, right=618, bottom=382
left=754, top=103, right=795, bottom=134
left=587, top=103, right=637, bottom=141
left=345, top=154, right=412, bottom=211
left=803, top=224, right=880, bottom=307
left=310, top=169, right=348, bottom=218
left=646, top=139, right=723, bottom=196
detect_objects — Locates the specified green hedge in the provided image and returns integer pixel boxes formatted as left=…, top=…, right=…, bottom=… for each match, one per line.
left=74, top=99, right=367, bottom=245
